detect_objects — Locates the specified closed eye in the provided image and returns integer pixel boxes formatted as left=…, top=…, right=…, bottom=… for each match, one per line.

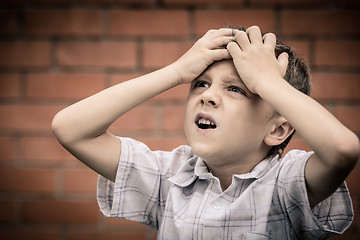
left=228, top=85, right=247, bottom=96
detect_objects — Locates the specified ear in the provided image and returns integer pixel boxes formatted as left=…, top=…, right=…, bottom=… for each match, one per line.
left=264, top=117, right=294, bottom=147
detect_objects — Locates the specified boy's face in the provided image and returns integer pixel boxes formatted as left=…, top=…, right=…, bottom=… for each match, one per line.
left=184, top=60, right=278, bottom=167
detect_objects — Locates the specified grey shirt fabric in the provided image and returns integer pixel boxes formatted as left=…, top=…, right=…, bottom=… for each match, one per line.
left=97, top=137, right=353, bottom=239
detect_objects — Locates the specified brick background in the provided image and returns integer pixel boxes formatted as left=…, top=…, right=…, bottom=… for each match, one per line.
left=0, top=0, right=359, bottom=239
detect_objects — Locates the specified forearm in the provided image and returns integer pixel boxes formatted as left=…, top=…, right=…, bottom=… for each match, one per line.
left=258, top=78, right=359, bottom=166
left=52, top=64, right=181, bottom=144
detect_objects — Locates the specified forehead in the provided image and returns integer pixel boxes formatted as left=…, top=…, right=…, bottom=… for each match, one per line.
left=200, top=60, right=240, bottom=83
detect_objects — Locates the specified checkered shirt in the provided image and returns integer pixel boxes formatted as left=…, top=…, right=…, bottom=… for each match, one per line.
left=97, top=137, right=353, bottom=239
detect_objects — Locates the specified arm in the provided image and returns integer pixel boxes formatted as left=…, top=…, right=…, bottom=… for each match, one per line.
left=52, top=28, right=234, bottom=182
left=227, top=26, right=360, bottom=207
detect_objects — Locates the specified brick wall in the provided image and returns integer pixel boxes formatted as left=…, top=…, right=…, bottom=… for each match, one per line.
left=0, top=0, right=359, bottom=239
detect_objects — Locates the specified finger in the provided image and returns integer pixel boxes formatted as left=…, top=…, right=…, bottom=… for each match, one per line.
left=278, top=52, right=289, bottom=77
left=234, top=31, right=251, bottom=50
left=203, top=28, right=233, bottom=38
left=218, top=27, right=241, bottom=37
left=262, top=32, right=276, bottom=48
left=212, top=48, right=232, bottom=61
left=207, top=36, right=235, bottom=49
left=226, top=41, right=242, bottom=58
left=246, top=26, right=263, bottom=45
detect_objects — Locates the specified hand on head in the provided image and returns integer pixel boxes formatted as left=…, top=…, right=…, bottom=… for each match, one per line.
left=227, top=26, right=289, bottom=94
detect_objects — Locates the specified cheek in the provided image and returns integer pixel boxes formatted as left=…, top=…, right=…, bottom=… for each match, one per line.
left=226, top=106, right=269, bottom=137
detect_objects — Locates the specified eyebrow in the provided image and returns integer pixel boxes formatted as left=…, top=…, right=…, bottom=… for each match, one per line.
left=221, top=76, right=248, bottom=90
left=197, top=71, right=249, bottom=88
left=222, top=77, right=240, bottom=85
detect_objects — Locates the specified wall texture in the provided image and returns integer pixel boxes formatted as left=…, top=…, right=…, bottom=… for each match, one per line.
left=0, top=0, right=359, bottom=239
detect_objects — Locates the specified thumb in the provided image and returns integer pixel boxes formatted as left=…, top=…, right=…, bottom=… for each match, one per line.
left=278, top=52, right=289, bottom=77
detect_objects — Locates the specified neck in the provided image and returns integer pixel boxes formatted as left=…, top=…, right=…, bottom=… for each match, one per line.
left=205, top=152, right=268, bottom=191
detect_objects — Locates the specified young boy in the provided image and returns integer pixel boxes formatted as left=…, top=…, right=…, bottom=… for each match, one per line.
left=52, top=26, right=360, bottom=239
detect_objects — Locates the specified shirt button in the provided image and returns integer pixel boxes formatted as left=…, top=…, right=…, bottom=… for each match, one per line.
left=213, top=202, right=222, bottom=210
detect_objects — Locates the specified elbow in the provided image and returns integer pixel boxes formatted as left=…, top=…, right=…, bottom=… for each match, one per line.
left=51, top=110, right=73, bottom=146
left=332, top=134, right=360, bottom=170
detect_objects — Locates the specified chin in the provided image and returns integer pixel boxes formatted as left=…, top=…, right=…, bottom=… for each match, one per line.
left=190, top=143, right=217, bottom=161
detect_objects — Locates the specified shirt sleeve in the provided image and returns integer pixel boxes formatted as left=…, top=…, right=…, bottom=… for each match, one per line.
left=278, top=150, right=353, bottom=239
left=97, top=137, right=191, bottom=229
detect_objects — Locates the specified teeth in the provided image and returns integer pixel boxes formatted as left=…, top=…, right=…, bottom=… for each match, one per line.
left=198, top=117, right=215, bottom=126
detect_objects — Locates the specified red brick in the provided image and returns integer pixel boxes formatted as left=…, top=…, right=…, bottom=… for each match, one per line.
left=194, top=10, right=275, bottom=36
left=281, top=10, right=360, bottom=36
left=26, top=73, right=105, bottom=99
left=109, top=105, right=155, bottom=131
left=0, top=136, right=16, bottom=161
left=110, top=73, right=144, bottom=86
left=314, top=40, right=360, bottom=68
left=0, top=168, right=55, bottom=193
left=330, top=232, right=360, bottom=240
left=153, top=84, right=189, bottom=102
left=24, top=10, right=102, bottom=36
left=1, top=0, right=68, bottom=2
left=0, top=74, right=20, bottom=98
left=162, top=104, right=185, bottom=131
left=23, top=136, right=75, bottom=162
left=142, top=41, right=192, bottom=69
left=334, top=0, right=360, bottom=7
left=0, top=11, right=19, bottom=35
left=334, top=106, right=360, bottom=133
left=281, top=40, right=310, bottom=65
left=251, top=0, right=327, bottom=4
left=63, top=168, right=98, bottom=193
left=57, top=41, right=136, bottom=68
left=137, top=136, right=188, bottom=151
left=0, top=229, right=62, bottom=240
left=346, top=169, right=360, bottom=196
left=23, top=200, right=99, bottom=224
left=0, top=41, right=50, bottom=67
left=110, top=73, right=188, bottom=102
left=311, top=73, right=360, bottom=100
left=0, top=200, right=17, bottom=223
left=0, top=104, right=63, bottom=132
left=284, top=135, right=311, bottom=154
left=109, top=10, right=188, bottom=36
left=165, top=0, right=242, bottom=4
left=76, top=0, right=156, bottom=3
left=68, top=231, right=146, bottom=240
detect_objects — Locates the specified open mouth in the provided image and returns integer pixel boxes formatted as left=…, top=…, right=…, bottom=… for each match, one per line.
left=195, top=115, right=217, bottom=130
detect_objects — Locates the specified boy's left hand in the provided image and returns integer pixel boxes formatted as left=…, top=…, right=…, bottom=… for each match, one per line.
left=227, top=26, right=289, bottom=94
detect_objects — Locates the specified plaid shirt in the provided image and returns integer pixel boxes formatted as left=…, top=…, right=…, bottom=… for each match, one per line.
left=97, top=137, right=353, bottom=240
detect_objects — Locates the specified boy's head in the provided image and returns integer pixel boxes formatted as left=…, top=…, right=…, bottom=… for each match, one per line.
left=184, top=26, right=311, bottom=163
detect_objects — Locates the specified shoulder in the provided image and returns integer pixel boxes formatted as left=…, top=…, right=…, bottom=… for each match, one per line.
left=120, top=137, right=193, bottom=159
left=118, top=137, right=194, bottom=174
left=278, top=149, right=314, bottom=176
left=281, top=149, right=314, bottom=162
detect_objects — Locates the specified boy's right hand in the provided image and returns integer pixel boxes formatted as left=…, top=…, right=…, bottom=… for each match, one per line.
left=171, top=28, right=236, bottom=84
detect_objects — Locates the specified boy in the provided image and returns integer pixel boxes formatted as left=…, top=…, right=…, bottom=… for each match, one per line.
left=52, top=26, right=360, bottom=239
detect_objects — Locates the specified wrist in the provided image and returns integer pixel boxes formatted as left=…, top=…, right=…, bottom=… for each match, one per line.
left=166, top=62, right=186, bottom=86
left=255, top=76, right=288, bottom=99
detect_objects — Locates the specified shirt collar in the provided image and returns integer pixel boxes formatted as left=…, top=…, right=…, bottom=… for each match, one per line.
left=169, top=154, right=279, bottom=188
left=233, top=155, right=279, bottom=180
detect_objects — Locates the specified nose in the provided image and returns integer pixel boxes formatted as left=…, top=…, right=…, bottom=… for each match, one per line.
left=200, top=86, right=221, bottom=107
